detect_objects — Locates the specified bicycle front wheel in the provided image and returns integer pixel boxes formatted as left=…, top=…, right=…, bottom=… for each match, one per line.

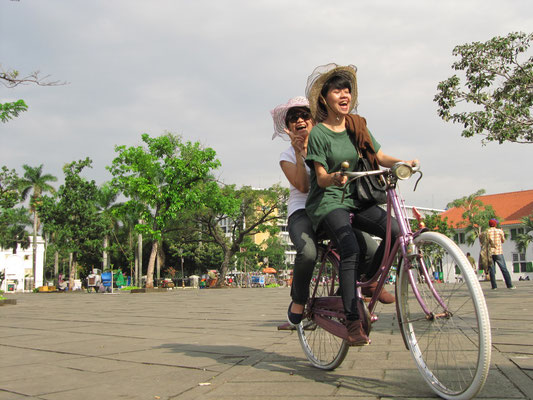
left=396, top=231, right=491, bottom=400
left=297, top=249, right=349, bottom=370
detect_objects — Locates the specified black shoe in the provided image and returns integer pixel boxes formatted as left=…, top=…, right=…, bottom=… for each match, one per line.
left=287, top=302, right=303, bottom=326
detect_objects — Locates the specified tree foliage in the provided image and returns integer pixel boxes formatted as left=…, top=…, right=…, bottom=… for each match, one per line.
left=37, top=158, right=107, bottom=289
left=515, top=213, right=533, bottom=253
left=446, top=189, right=498, bottom=245
left=410, top=211, right=455, bottom=238
left=107, top=132, right=220, bottom=288
left=0, top=166, right=30, bottom=252
left=435, top=32, right=533, bottom=144
left=0, top=100, right=28, bottom=123
left=18, top=164, right=57, bottom=288
left=0, top=166, right=21, bottom=209
left=0, top=207, right=31, bottom=252
left=188, top=182, right=289, bottom=284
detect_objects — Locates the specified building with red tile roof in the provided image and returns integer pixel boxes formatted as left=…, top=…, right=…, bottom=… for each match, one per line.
left=441, top=190, right=533, bottom=229
left=440, top=190, right=533, bottom=282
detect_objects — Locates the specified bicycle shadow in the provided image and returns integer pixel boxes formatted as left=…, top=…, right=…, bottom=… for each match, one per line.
left=154, top=340, right=433, bottom=398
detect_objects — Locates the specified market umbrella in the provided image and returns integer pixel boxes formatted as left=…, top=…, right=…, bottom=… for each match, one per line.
left=262, top=267, right=277, bottom=274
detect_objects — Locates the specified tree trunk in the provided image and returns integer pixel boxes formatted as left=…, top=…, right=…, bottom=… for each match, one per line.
left=218, top=249, right=235, bottom=287
left=69, top=252, right=77, bottom=290
left=137, top=232, right=143, bottom=286
left=145, top=240, right=158, bottom=288
left=54, top=251, right=59, bottom=286
left=156, top=247, right=160, bottom=282
left=156, top=241, right=165, bottom=282
left=103, top=235, right=109, bottom=270
left=32, top=210, right=38, bottom=289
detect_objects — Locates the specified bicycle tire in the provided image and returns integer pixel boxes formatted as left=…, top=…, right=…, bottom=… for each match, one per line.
left=297, top=249, right=349, bottom=370
left=396, top=231, right=491, bottom=400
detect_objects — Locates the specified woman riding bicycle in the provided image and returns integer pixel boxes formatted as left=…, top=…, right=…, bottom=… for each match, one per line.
left=270, top=96, right=383, bottom=327
left=304, top=63, right=418, bottom=345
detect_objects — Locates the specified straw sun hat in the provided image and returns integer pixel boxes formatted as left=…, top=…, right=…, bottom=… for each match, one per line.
left=270, top=96, right=310, bottom=140
left=305, top=63, right=358, bottom=121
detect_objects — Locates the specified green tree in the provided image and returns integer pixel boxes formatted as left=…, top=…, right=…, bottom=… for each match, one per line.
left=0, top=207, right=31, bottom=252
left=95, top=183, right=120, bottom=271
left=515, top=213, right=533, bottom=253
left=446, top=189, right=498, bottom=245
left=410, top=211, right=455, bottom=237
left=435, top=32, right=533, bottom=144
left=190, top=183, right=289, bottom=285
left=38, top=158, right=107, bottom=290
left=260, top=233, right=288, bottom=271
left=19, top=164, right=57, bottom=289
left=0, top=100, right=28, bottom=123
left=108, top=132, right=220, bottom=288
left=0, top=166, right=20, bottom=209
left=110, top=206, right=139, bottom=284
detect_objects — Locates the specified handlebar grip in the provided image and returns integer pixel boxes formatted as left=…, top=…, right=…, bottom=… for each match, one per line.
left=340, top=161, right=350, bottom=175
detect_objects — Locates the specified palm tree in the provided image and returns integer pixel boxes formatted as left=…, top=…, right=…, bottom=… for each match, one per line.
left=447, top=189, right=497, bottom=245
left=516, top=213, right=533, bottom=253
left=19, top=164, right=57, bottom=289
left=95, top=183, right=120, bottom=272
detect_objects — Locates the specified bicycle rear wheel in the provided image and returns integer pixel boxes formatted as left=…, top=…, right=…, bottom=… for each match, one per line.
left=297, top=249, right=349, bottom=370
left=396, top=231, right=491, bottom=400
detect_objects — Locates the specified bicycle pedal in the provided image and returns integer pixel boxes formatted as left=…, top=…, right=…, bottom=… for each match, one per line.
left=277, top=322, right=297, bottom=331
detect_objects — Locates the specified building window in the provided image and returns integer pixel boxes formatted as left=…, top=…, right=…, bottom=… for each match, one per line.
left=510, top=228, right=524, bottom=240
left=453, top=233, right=465, bottom=244
left=512, top=252, right=530, bottom=273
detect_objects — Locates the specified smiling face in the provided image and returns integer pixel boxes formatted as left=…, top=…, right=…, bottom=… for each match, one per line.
left=325, top=87, right=351, bottom=116
left=285, top=107, right=313, bottom=137
left=318, top=74, right=353, bottom=121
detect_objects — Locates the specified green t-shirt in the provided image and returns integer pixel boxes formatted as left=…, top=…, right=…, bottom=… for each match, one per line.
left=305, top=123, right=381, bottom=231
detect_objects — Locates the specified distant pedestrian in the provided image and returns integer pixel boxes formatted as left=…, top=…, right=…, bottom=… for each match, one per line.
left=478, top=231, right=491, bottom=280
left=466, top=252, right=477, bottom=270
left=487, top=219, right=515, bottom=290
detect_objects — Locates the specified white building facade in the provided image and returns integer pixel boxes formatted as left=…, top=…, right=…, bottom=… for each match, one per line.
left=0, top=236, right=45, bottom=292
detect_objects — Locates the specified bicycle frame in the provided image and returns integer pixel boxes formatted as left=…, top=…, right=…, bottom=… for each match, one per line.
left=312, top=164, right=449, bottom=325
left=299, top=163, right=492, bottom=398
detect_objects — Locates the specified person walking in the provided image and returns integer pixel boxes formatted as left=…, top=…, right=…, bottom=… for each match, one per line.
left=466, top=252, right=477, bottom=270
left=487, top=219, right=515, bottom=290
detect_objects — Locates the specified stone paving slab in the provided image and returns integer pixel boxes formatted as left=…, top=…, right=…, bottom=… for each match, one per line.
left=0, top=282, right=532, bottom=399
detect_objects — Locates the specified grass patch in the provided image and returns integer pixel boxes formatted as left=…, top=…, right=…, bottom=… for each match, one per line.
left=120, top=286, right=141, bottom=291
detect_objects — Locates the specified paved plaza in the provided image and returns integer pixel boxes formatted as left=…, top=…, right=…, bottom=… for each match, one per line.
left=0, top=281, right=532, bottom=400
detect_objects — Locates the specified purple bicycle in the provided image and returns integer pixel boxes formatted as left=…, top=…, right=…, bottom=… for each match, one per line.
left=296, top=162, right=491, bottom=400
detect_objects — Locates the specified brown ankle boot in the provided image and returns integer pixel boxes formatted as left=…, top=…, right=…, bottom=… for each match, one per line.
left=345, top=320, right=370, bottom=346
left=361, top=281, right=395, bottom=304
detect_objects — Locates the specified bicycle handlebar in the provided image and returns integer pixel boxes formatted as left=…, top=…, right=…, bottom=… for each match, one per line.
left=340, top=161, right=423, bottom=191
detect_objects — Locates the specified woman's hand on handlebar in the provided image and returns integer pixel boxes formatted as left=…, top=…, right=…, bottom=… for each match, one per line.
left=314, top=162, right=347, bottom=188
left=331, top=171, right=347, bottom=187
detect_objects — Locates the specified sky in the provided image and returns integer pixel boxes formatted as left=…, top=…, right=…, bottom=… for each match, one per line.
left=1, top=0, right=532, bottom=210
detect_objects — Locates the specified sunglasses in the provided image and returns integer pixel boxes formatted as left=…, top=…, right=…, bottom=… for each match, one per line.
left=286, top=110, right=312, bottom=124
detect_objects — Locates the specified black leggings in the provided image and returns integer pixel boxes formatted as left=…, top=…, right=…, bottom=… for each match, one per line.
left=320, top=206, right=399, bottom=320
